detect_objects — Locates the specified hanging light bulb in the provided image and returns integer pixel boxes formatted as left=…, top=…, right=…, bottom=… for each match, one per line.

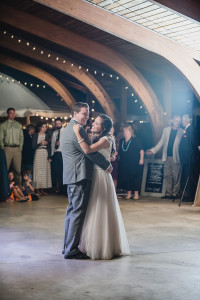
left=56, top=57, right=59, bottom=61
left=92, top=108, right=94, bottom=112
left=135, top=99, right=138, bottom=103
left=48, top=54, right=51, bottom=57
left=26, top=42, right=30, bottom=46
left=79, top=66, right=82, bottom=69
left=36, top=114, right=38, bottom=116
left=30, top=83, right=33, bottom=87
left=37, top=84, right=39, bottom=88
left=11, top=35, right=14, bottom=39
left=131, top=93, right=134, bottom=97
left=86, top=68, right=89, bottom=72
left=71, top=63, right=74, bottom=67
left=3, top=31, right=6, bottom=35
left=92, top=100, right=95, bottom=104
left=101, top=73, right=104, bottom=76
left=125, top=86, right=128, bottom=90
left=116, top=76, right=119, bottom=80
left=110, top=74, right=113, bottom=78
left=63, top=60, right=66, bottom=63
left=43, top=85, right=46, bottom=88
left=18, top=39, right=21, bottom=43
left=33, top=47, right=36, bottom=51
left=24, top=82, right=27, bottom=85
left=46, top=117, right=48, bottom=120
left=41, top=116, right=43, bottom=119
left=41, top=51, right=44, bottom=55
left=94, top=70, right=97, bottom=74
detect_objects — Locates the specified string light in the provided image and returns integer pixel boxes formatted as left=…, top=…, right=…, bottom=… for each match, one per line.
left=41, top=116, right=43, bottom=119
left=92, top=100, right=95, bottom=104
left=2, top=29, right=143, bottom=105
left=37, top=84, right=39, bottom=88
left=140, top=105, right=143, bottom=109
left=52, top=118, right=55, bottom=121
left=46, top=117, right=48, bottom=120
left=24, top=82, right=27, bottom=85
left=43, top=85, right=46, bottom=88
left=125, top=86, right=128, bottom=89
left=36, top=114, right=38, bottom=116
left=91, top=108, right=94, bottom=112
left=30, top=83, right=33, bottom=87
left=135, top=99, right=138, bottom=103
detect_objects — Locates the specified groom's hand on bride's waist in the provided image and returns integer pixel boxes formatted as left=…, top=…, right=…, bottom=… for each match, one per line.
left=107, top=164, right=113, bottom=173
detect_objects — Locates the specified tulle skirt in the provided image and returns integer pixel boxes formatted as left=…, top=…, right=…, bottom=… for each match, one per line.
left=79, top=168, right=130, bottom=260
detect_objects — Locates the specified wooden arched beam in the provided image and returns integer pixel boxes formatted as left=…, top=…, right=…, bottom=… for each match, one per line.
left=35, top=0, right=200, bottom=101
left=0, top=54, right=76, bottom=109
left=0, top=4, right=165, bottom=140
left=0, top=36, right=118, bottom=121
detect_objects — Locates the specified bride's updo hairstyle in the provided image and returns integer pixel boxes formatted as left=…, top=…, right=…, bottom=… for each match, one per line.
left=93, top=114, right=113, bottom=143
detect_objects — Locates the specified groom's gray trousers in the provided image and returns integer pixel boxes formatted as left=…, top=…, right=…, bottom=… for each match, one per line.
left=63, top=179, right=92, bottom=256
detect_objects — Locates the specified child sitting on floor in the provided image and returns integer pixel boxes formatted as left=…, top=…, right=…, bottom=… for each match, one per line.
left=22, top=171, right=39, bottom=201
left=8, top=171, right=29, bottom=202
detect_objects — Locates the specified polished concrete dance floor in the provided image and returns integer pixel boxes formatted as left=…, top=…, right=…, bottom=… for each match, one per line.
left=0, top=195, right=200, bottom=300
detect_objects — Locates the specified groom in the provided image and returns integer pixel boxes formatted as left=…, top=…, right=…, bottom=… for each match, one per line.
left=61, top=102, right=112, bottom=259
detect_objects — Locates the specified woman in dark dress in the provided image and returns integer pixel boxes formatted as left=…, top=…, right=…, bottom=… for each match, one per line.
left=117, top=123, right=144, bottom=200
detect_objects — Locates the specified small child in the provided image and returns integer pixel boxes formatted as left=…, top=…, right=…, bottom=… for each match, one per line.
left=22, top=171, right=39, bottom=201
left=8, top=171, right=29, bottom=202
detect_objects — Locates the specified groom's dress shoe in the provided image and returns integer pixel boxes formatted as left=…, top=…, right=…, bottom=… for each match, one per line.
left=64, top=252, right=90, bottom=260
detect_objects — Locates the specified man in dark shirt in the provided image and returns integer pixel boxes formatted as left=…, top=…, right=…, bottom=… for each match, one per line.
left=179, top=114, right=200, bottom=200
left=22, top=124, right=36, bottom=172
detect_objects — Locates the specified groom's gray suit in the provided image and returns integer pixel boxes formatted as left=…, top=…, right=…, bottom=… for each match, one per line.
left=60, top=119, right=110, bottom=256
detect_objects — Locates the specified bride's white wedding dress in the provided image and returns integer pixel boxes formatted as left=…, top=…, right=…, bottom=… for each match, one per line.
left=79, top=136, right=130, bottom=259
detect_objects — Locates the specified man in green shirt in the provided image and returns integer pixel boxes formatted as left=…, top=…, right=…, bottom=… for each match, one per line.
left=0, top=108, right=24, bottom=186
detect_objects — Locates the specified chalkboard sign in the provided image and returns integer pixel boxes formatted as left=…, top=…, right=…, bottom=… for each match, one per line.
left=141, top=159, right=166, bottom=197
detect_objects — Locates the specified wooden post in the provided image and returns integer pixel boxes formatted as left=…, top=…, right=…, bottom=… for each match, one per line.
left=121, top=86, right=127, bottom=122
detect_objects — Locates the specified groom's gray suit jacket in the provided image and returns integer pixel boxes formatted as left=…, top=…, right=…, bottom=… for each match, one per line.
left=60, top=119, right=110, bottom=184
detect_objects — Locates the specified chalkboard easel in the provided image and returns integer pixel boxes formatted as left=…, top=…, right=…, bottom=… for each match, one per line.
left=141, top=159, right=166, bottom=197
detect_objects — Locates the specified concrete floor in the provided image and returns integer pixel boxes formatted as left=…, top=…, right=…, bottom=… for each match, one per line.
left=0, top=195, right=200, bottom=300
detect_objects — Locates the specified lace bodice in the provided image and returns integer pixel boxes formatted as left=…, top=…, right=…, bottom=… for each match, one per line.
left=94, top=136, right=113, bottom=169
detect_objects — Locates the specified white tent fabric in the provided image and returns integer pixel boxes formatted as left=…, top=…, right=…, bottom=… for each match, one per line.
left=0, top=73, right=69, bottom=118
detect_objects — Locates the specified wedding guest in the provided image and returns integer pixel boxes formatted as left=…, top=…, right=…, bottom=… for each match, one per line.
left=146, top=115, right=183, bottom=199
left=117, top=123, right=144, bottom=200
left=22, top=170, right=39, bottom=201
left=8, top=171, right=29, bottom=201
left=0, top=149, right=10, bottom=202
left=22, top=124, right=36, bottom=172
left=32, top=122, right=52, bottom=196
left=0, top=108, right=23, bottom=186
left=179, top=114, right=200, bottom=200
left=51, top=118, right=64, bottom=194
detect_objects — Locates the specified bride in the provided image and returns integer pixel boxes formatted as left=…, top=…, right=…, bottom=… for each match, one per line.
left=73, top=114, right=130, bottom=260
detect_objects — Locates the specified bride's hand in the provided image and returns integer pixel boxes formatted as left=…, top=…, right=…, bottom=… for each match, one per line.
left=73, top=124, right=81, bottom=134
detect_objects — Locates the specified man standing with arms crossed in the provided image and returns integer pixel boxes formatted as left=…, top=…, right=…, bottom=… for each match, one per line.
left=61, top=103, right=112, bottom=259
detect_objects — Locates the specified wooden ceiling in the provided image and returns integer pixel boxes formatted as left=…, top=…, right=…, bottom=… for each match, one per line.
left=0, top=0, right=199, bottom=119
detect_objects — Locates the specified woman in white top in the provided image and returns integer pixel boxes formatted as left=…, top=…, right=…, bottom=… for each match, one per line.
left=73, top=114, right=130, bottom=260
